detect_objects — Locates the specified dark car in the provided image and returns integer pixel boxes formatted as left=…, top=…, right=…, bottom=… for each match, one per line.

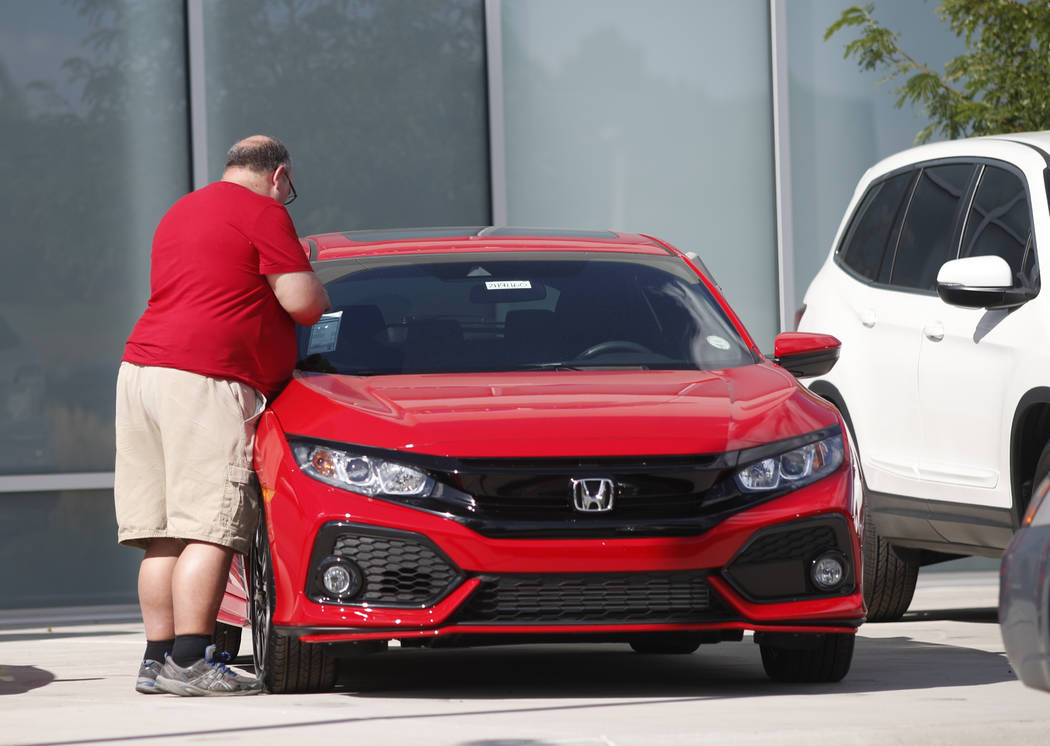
left=1000, top=461, right=1050, bottom=692
left=220, top=227, right=864, bottom=692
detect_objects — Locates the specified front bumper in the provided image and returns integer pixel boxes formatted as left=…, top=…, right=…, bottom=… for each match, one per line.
left=254, top=420, right=865, bottom=643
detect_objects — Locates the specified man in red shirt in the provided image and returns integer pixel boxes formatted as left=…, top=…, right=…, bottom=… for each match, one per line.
left=115, top=135, right=329, bottom=696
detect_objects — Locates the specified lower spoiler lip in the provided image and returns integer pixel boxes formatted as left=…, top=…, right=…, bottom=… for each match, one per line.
left=291, top=619, right=864, bottom=644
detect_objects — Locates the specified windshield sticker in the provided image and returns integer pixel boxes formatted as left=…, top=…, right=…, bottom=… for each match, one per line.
left=306, top=311, right=343, bottom=355
left=485, top=280, right=532, bottom=290
left=706, top=335, right=731, bottom=351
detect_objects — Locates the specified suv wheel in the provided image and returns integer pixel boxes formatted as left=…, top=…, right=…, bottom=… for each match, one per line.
left=250, top=515, right=337, bottom=693
left=862, top=504, right=919, bottom=622
left=757, top=632, right=854, bottom=682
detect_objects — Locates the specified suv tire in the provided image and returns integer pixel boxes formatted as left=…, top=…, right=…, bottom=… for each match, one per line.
left=862, top=505, right=919, bottom=622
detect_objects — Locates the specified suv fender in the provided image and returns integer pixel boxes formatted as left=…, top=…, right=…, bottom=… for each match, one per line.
left=1010, top=387, right=1050, bottom=527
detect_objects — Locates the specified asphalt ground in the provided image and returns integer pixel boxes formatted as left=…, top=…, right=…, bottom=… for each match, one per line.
left=1, top=571, right=1047, bottom=746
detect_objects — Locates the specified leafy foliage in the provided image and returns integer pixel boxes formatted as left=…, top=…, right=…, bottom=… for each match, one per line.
left=826, top=1, right=1050, bottom=143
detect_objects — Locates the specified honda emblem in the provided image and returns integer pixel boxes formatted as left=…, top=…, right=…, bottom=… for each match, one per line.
left=571, top=478, right=615, bottom=512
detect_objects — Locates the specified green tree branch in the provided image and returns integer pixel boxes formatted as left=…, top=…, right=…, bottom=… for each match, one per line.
left=827, top=1, right=1050, bottom=143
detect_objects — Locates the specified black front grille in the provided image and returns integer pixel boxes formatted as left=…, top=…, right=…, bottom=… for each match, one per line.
left=422, top=456, right=739, bottom=538
left=288, top=427, right=841, bottom=540
left=308, top=523, right=463, bottom=607
left=455, top=571, right=735, bottom=624
left=459, top=471, right=718, bottom=518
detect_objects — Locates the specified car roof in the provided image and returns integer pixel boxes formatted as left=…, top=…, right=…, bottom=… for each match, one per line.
left=299, top=226, right=678, bottom=262
left=865, top=129, right=1050, bottom=179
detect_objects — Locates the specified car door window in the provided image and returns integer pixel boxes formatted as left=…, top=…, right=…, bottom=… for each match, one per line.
left=960, top=165, right=1033, bottom=283
left=890, top=163, right=975, bottom=291
left=837, top=171, right=914, bottom=282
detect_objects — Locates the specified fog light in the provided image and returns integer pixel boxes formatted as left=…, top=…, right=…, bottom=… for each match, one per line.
left=320, top=558, right=362, bottom=598
left=810, top=552, right=846, bottom=591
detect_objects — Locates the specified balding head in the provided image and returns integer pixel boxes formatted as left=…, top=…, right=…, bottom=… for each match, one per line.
left=224, top=135, right=292, bottom=174
left=221, top=135, right=295, bottom=204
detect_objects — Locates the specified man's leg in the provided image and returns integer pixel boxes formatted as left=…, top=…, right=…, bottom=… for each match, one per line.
left=172, top=540, right=235, bottom=637
left=139, top=538, right=182, bottom=641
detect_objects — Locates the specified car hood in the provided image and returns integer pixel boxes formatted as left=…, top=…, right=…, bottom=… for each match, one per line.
left=271, top=365, right=838, bottom=459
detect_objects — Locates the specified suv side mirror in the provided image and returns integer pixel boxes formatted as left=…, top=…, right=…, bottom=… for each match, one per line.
left=772, top=332, right=841, bottom=378
left=936, top=255, right=1034, bottom=309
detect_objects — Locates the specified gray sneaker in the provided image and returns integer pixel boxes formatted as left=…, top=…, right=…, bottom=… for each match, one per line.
left=135, top=659, right=163, bottom=694
left=155, top=645, right=262, bottom=696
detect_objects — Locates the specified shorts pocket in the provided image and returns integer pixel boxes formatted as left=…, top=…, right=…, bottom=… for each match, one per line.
left=223, top=464, right=260, bottom=553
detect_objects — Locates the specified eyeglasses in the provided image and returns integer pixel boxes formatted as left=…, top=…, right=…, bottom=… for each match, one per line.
left=284, top=173, right=298, bottom=206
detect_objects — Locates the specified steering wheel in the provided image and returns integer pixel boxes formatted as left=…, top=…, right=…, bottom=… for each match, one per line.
left=577, top=340, right=653, bottom=359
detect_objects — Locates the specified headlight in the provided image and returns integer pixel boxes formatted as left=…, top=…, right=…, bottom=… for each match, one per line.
left=734, top=434, right=844, bottom=493
left=291, top=442, right=434, bottom=498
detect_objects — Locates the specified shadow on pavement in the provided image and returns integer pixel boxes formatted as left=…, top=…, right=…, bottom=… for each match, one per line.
left=900, top=607, right=999, bottom=624
left=0, top=665, right=55, bottom=695
left=0, top=629, right=136, bottom=644
left=332, top=629, right=1014, bottom=699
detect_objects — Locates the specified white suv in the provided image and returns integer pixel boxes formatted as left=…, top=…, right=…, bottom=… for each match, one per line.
left=799, top=131, right=1050, bottom=621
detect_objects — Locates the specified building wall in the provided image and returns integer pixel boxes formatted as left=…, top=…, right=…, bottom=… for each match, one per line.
left=0, top=0, right=961, bottom=608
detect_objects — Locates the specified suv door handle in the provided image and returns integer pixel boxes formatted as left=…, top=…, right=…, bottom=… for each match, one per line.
left=860, top=309, right=877, bottom=328
left=923, top=323, right=944, bottom=341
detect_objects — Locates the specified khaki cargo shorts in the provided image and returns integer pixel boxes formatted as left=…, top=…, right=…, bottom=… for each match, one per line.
left=114, top=362, right=266, bottom=554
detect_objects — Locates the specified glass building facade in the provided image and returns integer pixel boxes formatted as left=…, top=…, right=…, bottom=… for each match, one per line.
left=0, top=0, right=962, bottom=609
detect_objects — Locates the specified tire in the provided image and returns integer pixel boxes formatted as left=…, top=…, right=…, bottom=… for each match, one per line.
left=212, top=621, right=243, bottom=660
left=1027, top=440, right=1050, bottom=517
left=758, top=632, right=854, bottom=683
left=628, top=633, right=702, bottom=655
left=863, top=504, right=919, bottom=622
left=250, top=515, right=337, bottom=693
left=838, top=410, right=918, bottom=623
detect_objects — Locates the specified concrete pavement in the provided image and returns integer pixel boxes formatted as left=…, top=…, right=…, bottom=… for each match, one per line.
left=1, top=571, right=1047, bottom=746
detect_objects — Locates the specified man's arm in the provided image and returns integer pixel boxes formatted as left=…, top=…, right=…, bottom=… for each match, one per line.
left=266, top=271, right=331, bottom=326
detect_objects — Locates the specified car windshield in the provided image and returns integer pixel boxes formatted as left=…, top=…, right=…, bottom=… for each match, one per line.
left=296, top=252, right=755, bottom=375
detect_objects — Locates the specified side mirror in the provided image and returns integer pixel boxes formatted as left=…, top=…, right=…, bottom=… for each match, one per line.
left=772, top=332, right=841, bottom=378
left=936, top=255, right=1033, bottom=309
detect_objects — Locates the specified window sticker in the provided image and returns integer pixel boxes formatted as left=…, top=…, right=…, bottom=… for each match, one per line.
left=306, top=311, right=343, bottom=355
left=706, top=335, right=731, bottom=351
left=485, top=280, right=532, bottom=290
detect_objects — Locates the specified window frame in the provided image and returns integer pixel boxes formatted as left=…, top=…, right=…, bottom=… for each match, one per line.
left=834, top=156, right=1040, bottom=297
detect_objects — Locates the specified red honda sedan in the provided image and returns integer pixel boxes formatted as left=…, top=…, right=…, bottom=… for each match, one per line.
left=220, top=227, right=863, bottom=692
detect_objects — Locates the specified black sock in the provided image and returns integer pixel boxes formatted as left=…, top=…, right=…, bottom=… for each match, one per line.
left=144, top=638, right=174, bottom=663
left=171, top=634, right=213, bottom=667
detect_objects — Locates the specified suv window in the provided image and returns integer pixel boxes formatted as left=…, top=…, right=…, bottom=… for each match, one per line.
left=960, top=165, right=1033, bottom=282
left=890, top=163, right=975, bottom=291
left=838, top=171, right=913, bottom=282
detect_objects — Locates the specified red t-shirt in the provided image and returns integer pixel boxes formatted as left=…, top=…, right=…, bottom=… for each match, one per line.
left=123, top=181, right=313, bottom=397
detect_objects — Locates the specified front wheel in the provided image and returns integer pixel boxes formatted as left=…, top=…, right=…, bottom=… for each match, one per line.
left=250, top=514, right=337, bottom=693
left=757, top=632, right=854, bottom=683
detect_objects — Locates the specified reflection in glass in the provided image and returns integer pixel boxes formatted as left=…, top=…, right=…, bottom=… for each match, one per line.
left=961, top=167, right=1031, bottom=278
left=200, top=0, right=490, bottom=235
left=500, top=0, right=778, bottom=347
left=0, top=0, right=189, bottom=474
left=0, top=490, right=137, bottom=609
left=891, top=164, right=974, bottom=290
